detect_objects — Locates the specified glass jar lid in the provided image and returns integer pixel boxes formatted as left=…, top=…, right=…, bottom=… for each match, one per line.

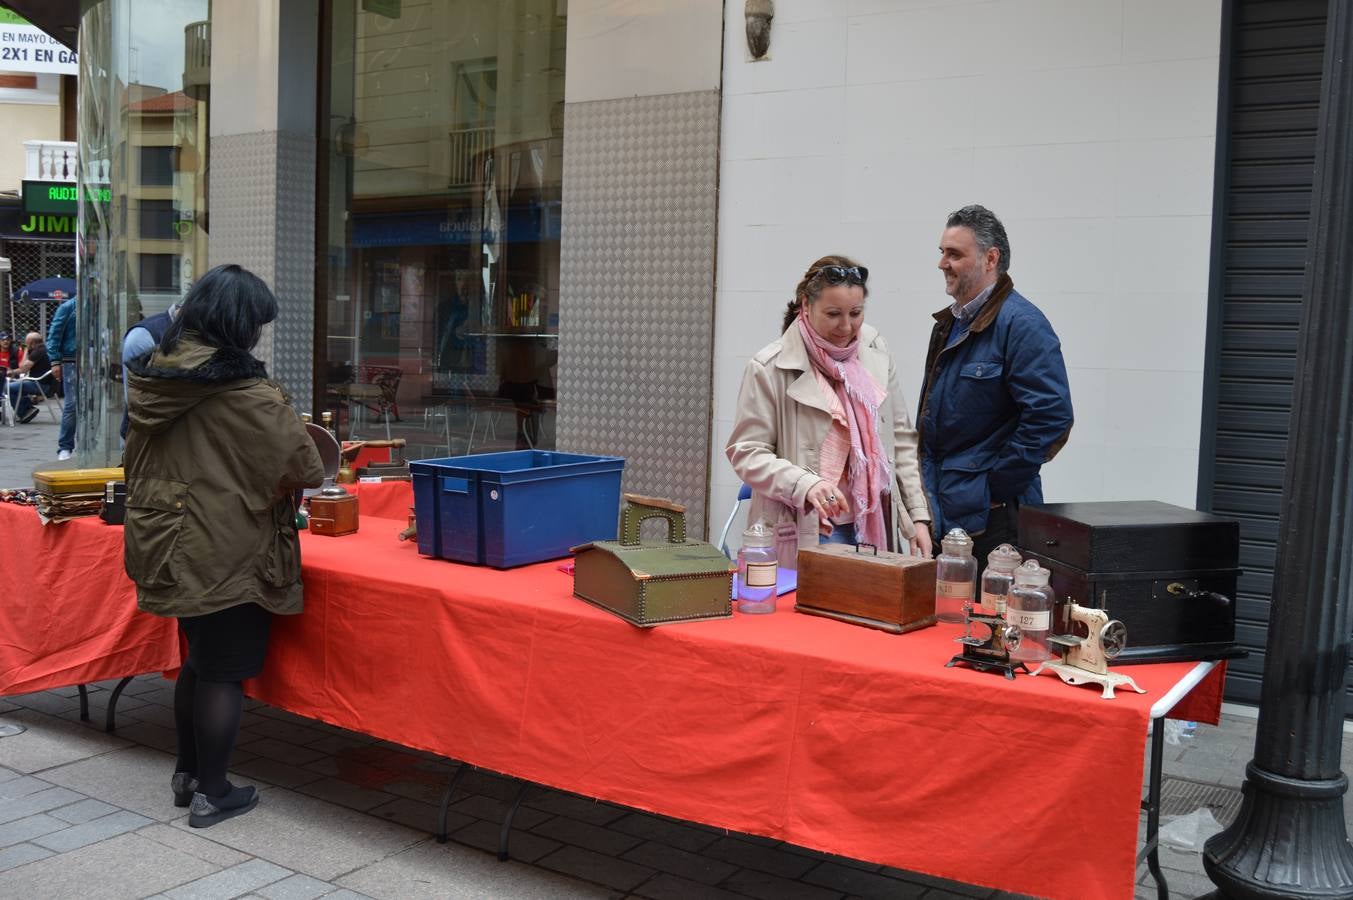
left=742, top=520, right=774, bottom=549
left=1013, top=558, right=1050, bottom=587
left=986, top=543, right=1023, bottom=571
left=941, top=527, right=973, bottom=555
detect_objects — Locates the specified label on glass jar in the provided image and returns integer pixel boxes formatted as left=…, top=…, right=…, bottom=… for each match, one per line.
left=1006, top=608, right=1050, bottom=631
left=936, top=580, right=972, bottom=599
left=979, top=590, right=1002, bottom=614
left=745, top=561, right=777, bottom=587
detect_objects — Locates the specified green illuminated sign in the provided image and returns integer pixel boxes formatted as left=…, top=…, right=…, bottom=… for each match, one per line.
left=21, top=180, right=111, bottom=216
left=19, top=214, right=75, bottom=235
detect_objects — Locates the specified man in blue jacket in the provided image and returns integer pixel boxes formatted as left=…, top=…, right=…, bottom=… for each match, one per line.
left=917, top=205, right=1073, bottom=561
left=46, top=296, right=78, bottom=460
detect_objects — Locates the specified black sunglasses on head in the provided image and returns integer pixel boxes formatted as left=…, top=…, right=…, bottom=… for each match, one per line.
left=814, top=265, right=868, bottom=285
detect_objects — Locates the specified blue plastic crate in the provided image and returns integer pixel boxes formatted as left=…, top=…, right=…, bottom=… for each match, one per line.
left=411, top=450, right=625, bottom=568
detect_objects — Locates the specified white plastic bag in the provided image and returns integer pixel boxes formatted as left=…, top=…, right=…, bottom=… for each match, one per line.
left=1159, top=808, right=1225, bottom=851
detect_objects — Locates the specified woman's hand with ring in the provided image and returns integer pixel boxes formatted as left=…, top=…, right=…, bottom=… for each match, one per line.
left=806, top=481, right=850, bottom=521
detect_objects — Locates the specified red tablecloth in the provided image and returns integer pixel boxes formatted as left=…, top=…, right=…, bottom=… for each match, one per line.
left=251, top=517, right=1222, bottom=900
left=0, top=504, right=180, bottom=694
left=0, top=486, right=1223, bottom=900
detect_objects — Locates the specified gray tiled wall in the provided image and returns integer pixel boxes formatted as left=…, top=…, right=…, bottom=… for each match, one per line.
left=556, top=90, right=722, bottom=534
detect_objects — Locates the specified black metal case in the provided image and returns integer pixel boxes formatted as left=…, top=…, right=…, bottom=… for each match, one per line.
left=1017, top=501, right=1242, bottom=663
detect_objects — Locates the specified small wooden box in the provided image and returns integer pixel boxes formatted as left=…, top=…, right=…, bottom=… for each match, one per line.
left=795, top=543, right=937, bottom=633
left=309, top=489, right=359, bottom=537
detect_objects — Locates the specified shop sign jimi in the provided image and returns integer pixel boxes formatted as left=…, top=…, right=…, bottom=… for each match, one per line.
left=0, top=11, right=78, bottom=75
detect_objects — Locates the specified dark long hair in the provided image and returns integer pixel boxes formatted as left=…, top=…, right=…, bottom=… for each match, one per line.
left=781, top=254, right=869, bottom=333
left=160, top=264, right=279, bottom=354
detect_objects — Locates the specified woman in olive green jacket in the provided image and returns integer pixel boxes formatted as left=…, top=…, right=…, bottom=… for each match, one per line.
left=124, top=264, right=325, bottom=828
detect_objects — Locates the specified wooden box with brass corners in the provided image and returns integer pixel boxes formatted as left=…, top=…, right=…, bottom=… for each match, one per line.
left=308, top=486, right=359, bottom=537
left=795, top=542, right=937, bottom=633
left=1018, top=500, right=1242, bottom=664
left=572, top=494, right=735, bottom=627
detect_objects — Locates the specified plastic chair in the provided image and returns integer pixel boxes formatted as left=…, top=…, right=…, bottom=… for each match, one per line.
left=13, top=369, right=59, bottom=422
left=717, top=483, right=754, bottom=560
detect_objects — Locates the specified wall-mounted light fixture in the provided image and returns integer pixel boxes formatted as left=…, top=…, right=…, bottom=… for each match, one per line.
left=745, top=0, right=773, bottom=61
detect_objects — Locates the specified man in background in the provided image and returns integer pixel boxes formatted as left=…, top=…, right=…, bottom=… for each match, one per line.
left=47, top=296, right=78, bottom=460
left=7, top=332, right=52, bottom=425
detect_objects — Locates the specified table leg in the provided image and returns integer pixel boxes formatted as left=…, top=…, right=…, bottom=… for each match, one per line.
left=77, top=684, right=89, bottom=722
left=435, top=762, right=468, bottom=843
left=498, top=780, right=530, bottom=862
left=1143, top=717, right=1170, bottom=899
left=103, top=676, right=133, bottom=733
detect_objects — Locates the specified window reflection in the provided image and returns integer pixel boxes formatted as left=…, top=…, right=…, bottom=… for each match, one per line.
left=320, top=0, right=565, bottom=457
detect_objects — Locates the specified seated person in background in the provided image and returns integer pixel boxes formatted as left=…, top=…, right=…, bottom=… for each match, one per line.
left=0, top=332, right=20, bottom=370
left=7, top=332, right=51, bottom=424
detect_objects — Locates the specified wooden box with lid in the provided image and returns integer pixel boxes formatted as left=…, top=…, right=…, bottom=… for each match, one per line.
left=795, top=543, right=937, bottom=633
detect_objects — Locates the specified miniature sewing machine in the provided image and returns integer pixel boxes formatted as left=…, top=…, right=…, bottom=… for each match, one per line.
left=947, top=610, right=1027, bottom=680
left=1031, top=602, right=1145, bottom=699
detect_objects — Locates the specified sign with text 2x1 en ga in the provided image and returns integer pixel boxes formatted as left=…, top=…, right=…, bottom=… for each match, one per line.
left=22, top=181, right=110, bottom=216
left=0, top=11, right=77, bottom=75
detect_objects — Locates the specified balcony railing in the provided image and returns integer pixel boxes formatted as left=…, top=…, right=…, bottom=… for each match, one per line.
left=24, top=140, right=77, bottom=182
left=448, top=126, right=493, bottom=187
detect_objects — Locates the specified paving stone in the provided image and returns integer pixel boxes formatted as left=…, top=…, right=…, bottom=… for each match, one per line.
left=0, top=785, right=85, bottom=824
left=0, top=699, right=17, bottom=713
left=51, top=797, right=120, bottom=824
left=164, top=857, right=293, bottom=900
left=302, top=757, right=341, bottom=778
left=257, top=872, right=336, bottom=900
left=6, top=691, right=79, bottom=716
left=132, top=702, right=181, bottom=729
left=368, top=796, right=471, bottom=835
left=535, top=844, right=657, bottom=892
left=610, top=811, right=720, bottom=853
left=303, top=733, right=375, bottom=755
left=231, top=756, right=328, bottom=790
left=41, top=744, right=185, bottom=822
left=879, top=869, right=994, bottom=898
left=170, top=786, right=423, bottom=881
left=720, top=867, right=851, bottom=900
left=524, top=789, right=628, bottom=826
left=0, top=708, right=132, bottom=773
left=449, top=792, right=553, bottom=829
left=621, top=839, right=739, bottom=885
left=783, top=844, right=885, bottom=872
left=803, top=861, right=929, bottom=900
left=296, top=777, right=396, bottom=812
left=0, top=765, right=19, bottom=783
left=323, top=891, right=377, bottom=900
left=338, top=838, right=612, bottom=899
left=0, top=774, right=55, bottom=800
left=33, top=808, right=154, bottom=852
left=451, top=818, right=564, bottom=864
left=631, top=872, right=749, bottom=900
left=239, top=737, right=328, bottom=767
left=0, top=841, right=53, bottom=872
left=253, top=706, right=323, bottom=727
left=533, top=813, right=644, bottom=856
left=386, top=777, right=451, bottom=805
left=137, top=822, right=252, bottom=868
left=113, top=718, right=180, bottom=753
left=0, top=813, right=67, bottom=846
left=0, top=831, right=217, bottom=896
left=703, top=836, right=817, bottom=880
left=244, top=717, right=331, bottom=746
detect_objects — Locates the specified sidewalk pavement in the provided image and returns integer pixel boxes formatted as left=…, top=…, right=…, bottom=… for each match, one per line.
left=2, top=418, right=1350, bottom=899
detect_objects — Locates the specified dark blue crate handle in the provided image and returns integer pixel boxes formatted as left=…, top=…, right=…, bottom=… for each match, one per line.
left=442, top=476, right=470, bottom=494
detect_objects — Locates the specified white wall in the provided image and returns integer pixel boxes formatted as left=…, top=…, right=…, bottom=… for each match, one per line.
left=709, top=0, right=1223, bottom=545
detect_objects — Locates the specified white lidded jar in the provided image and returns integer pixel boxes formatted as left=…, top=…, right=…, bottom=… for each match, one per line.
left=979, top=543, right=1023, bottom=616
left=1006, top=560, right=1055, bottom=663
left=934, top=528, right=977, bottom=624
left=736, top=521, right=777, bottom=614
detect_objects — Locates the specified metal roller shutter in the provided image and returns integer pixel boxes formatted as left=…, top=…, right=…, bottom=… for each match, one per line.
left=1198, top=0, right=1329, bottom=705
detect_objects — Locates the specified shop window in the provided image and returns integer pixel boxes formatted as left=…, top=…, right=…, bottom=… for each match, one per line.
left=138, top=199, right=176, bottom=240
left=138, top=253, right=180, bottom=293
left=139, top=146, right=175, bottom=186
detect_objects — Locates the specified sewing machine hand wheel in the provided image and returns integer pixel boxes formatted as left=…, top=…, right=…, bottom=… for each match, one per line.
left=1001, top=623, right=1022, bottom=651
left=1100, top=619, right=1128, bottom=659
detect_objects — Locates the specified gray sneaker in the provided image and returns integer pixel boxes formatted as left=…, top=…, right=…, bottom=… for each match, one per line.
left=188, top=784, right=258, bottom=828
left=171, top=772, right=198, bottom=808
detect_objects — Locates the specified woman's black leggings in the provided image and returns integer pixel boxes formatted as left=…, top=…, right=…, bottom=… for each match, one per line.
left=173, top=664, right=244, bottom=798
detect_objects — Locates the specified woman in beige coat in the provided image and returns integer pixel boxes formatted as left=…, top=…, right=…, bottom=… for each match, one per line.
left=726, top=255, right=932, bottom=564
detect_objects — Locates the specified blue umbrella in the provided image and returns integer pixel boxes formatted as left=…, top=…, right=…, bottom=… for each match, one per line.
left=12, top=277, right=76, bottom=303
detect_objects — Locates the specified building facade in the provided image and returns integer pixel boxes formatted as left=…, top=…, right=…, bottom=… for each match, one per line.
left=13, top=0, right=1330, bottom=705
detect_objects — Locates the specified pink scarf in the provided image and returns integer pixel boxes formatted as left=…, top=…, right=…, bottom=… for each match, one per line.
left=797, top=313, right=891, bottom=549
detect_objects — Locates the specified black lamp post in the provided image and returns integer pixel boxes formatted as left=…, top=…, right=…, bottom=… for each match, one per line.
left=1203, top=1, right=1353, bottom=896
